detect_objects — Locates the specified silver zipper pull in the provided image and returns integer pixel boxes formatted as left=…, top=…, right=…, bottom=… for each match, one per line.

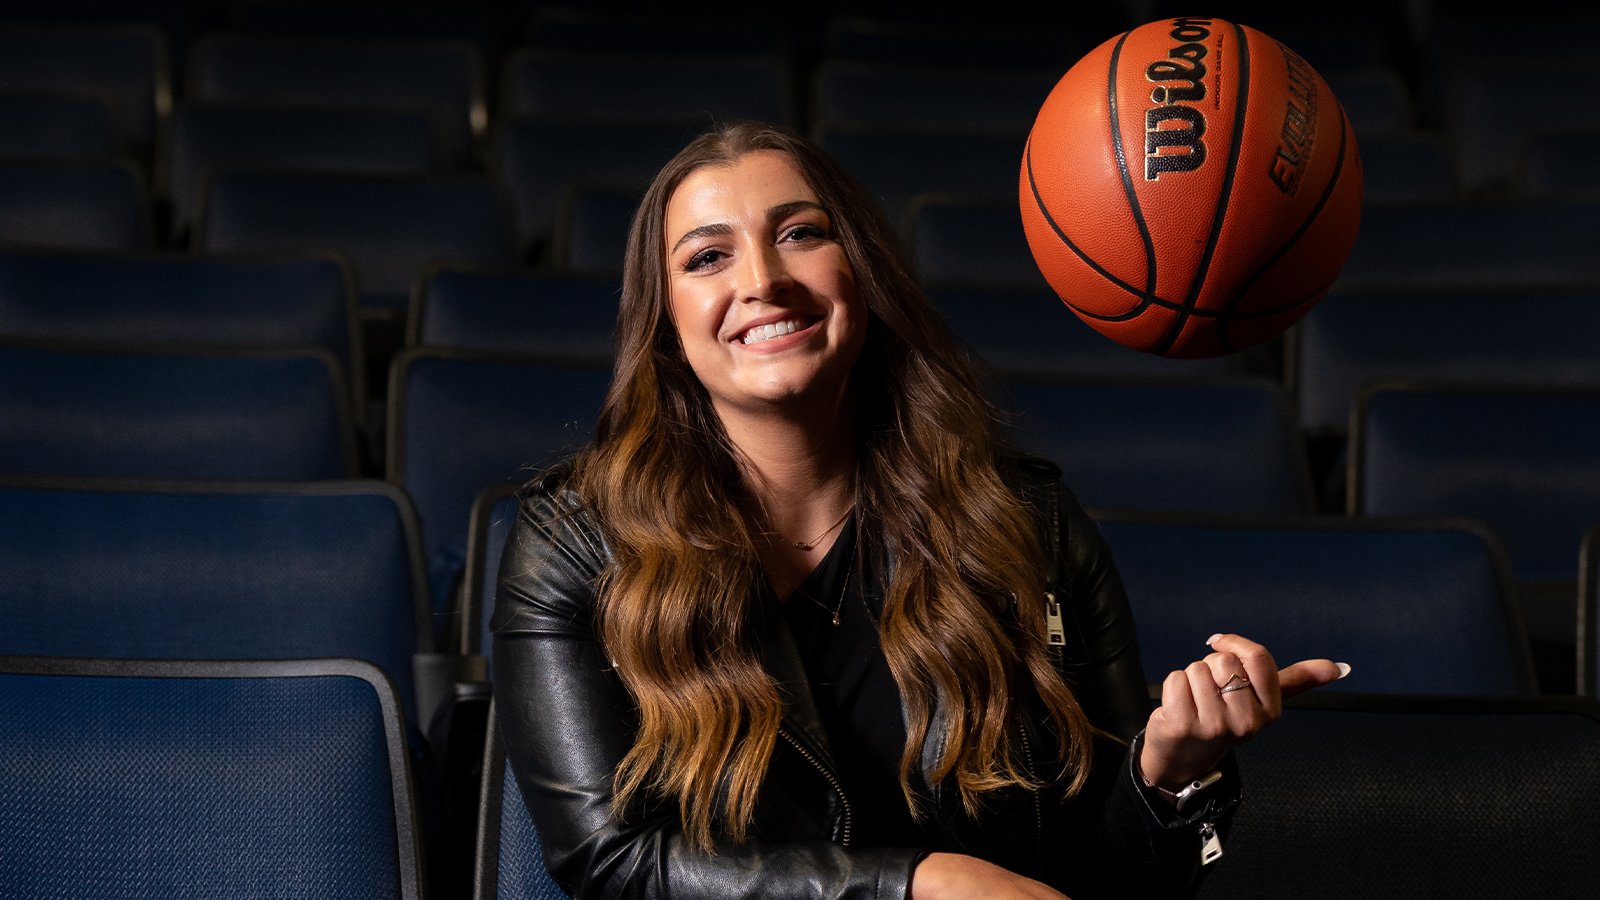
left=1044, top=591, right=1065, bottom=646
left=1199, top=821, right=1223, bottom=865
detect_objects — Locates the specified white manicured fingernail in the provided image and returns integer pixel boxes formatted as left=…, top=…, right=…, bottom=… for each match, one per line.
left=1205, top=633, right=1223, bottom=647
left=1336, top=662, right=1352, bottom=679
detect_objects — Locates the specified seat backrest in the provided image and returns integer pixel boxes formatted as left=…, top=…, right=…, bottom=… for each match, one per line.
left=0, top=161, right=151, bottom=251
left=810, top=61, right=1056, bottom=132
left=474, top=706, right=572, bottom=900
left=1291, top=289, right=1600, bottom=436
left=1451, top=63, right=1600, bottom=197
left=0, top=91, right=115, bottom=162
left=556, top=186, right=639, bottom=276
left=188, top=34, right=483, bottom=166
left=909, top=196, right=1050, bottom=291
left=1098, top=513, right=1534, bottom=694
left=500, top=49, right=792, bottom=127
left=1196, top=694, right=1600, bottom=899
left=198, top=170, right=515, bottom=311
left=164, top=100, right=442, bottom=242
left=0, top=24, right=167, bottom=156
left=0, top=480, right=430, bottom=718
left=387, top=349, right=611, bottom=620
left=816, top=126, right=1023, bottom=236
left=0, top=341, right=357, bottom=480
left=410, top=267, right=617, bottom=362
left=462, top=482, right=522, bottom=662
left=1354, top=132, right=1455, bottom=203
left=0, top=250, right=360, bottom=394
left=1321, top=66, right=1414, bottom=136
left=0, top=656, right=423, bottom=899
left=1002, top=377, right=1314, bottom=515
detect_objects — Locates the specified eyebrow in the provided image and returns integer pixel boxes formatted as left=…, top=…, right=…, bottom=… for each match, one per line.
left=669, top=200, right=828, bottom=254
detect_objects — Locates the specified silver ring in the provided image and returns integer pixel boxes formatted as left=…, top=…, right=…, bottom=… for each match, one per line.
left=1218, top=674, right=1251, bottom=696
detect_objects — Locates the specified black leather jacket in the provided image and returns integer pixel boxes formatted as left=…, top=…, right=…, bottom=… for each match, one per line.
left=492, top=458, right=1238, bottom=899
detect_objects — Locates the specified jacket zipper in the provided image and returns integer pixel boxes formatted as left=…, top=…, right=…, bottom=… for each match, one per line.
left=780, top=728, right=853, bottom=848
left=1017, top=721, right=1045, bottom=876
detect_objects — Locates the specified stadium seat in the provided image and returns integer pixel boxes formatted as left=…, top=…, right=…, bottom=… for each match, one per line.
left=0, top=161, right=151, bottom=251
left=525, top=6, right=788, bottom=58
left=1356, top=132, right=1456, bottom=203
left=1451, top=63, right=1600, bottom=197
left=1001, top=376, right=1314, bottom=515
left=1098, top=513, right=1534, bottom=694
left=163, top=100, right=443, bottom=242
left=0, top=91, right=115, bottom=161
left=556, top=186, right=639, bottom=275
left=489, top=117, right=699, bottom=259
left=462, top=482, right=521, bottom=662
left=0, top=24, right=167, bottom=158
left=909, top=196, right=1050, bottom=291
left=0, top=341, right=357, bottom=480
left=409, top=267, right=617, bottom=362
left=474, top=704, right=571, bottom=900
left=1522, top=131, right=1600, bottom=200
left=500, top=49, right=793, bottom=127
left=822, top=16, right=1085, bottom=71
left=197, top=170, right=515, bottom=312
left=816, top=127, right=1022, bottom=235
left=810, top=61, right=1057, bottom=132
left=0, top=249, right=361, bottom=396
left=0, top=656, right=424, bottom=899
left=928, top=285, right=1233, bottom=380
left=1291, top=289, right=1600, bottom=438
left=0, top=480, right=429, bottom=719
left=1337, top=200, right=1600, bottom=291
left=386, top=348, right=610, bottom=624
left=1323, top=67, right=1415, bottom=136
left=1195, top=694, right=1600, bottom=899
left=188, top=34, right=483, bottom=166
left=235, top=0, right=505, bottom=59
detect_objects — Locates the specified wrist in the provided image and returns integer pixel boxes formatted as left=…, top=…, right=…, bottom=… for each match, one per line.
left=1136, top=740, right=1222, bottom=814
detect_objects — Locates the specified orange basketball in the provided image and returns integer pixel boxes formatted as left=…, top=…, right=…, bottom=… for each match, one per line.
left=1020, top=16, right=1363, bottom=358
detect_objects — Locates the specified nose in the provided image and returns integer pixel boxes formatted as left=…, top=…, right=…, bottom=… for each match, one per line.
left=735, top=241, right=793, bottom=302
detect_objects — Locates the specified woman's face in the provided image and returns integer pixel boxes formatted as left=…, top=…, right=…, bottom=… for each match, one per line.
left=663, top=150, right=867, bottom=420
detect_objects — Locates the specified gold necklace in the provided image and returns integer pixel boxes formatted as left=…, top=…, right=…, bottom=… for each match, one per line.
left=790, top=504, right=855, bottom=551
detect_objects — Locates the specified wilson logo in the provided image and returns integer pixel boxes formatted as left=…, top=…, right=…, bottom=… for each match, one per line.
left=1145, top=17, right=1212, bottom=180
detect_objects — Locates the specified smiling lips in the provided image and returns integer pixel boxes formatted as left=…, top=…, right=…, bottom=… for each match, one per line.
left=738, top=317, right=814, bottom=345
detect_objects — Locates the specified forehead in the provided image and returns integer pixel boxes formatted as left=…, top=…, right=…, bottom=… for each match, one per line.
left=663, top=150, right=817, bottom=233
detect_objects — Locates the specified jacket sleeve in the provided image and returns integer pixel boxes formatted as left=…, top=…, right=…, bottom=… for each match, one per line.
left=490, top=473, right=926, bottom=900
left=1048, top=474, right=1241, bottom=899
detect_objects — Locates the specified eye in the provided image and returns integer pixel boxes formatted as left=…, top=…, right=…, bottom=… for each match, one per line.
left=682, top=247, right=727, bottom=272
left=782, top=223, right=828, bottom=244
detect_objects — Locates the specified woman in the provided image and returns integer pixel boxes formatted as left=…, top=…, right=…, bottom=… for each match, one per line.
left=492, top=122, right=1346, bottom=899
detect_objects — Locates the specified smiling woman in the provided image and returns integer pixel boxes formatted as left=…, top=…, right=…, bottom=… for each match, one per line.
left=490, top=122, right=1343, bottom=900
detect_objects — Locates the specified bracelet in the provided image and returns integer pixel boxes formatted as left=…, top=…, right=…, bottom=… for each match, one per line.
left=1139, top=763, right=1223, bottom=815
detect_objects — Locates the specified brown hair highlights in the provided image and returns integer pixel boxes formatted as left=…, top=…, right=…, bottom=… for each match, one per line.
left=570, top=121, right=1093, bottom=850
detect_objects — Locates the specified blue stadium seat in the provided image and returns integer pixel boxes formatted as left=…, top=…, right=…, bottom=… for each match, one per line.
left=909, top=196, right=1049, bottom=291
left=1323, top=67, right=1415, bottom=136
left=816, top=127, right=1022, bottom=236
left=1417, top=12, right=1600, bottom=128
left=501, top=49, right=793, bottom=127
left=1098, top=513, right=1533, bottom=694
left=0, top=656, right=424, bottom=899
left=0, top=480, right=429, bottom=718
left=556, top=186, right=639, bottom=275
left=490, top=117, right=699, bottom=259
left=0, top=249, right=360, bottom=395
left=1338, top=201, right=1600, bottom=291
left=525, top=6, right=788, bottom=58
left=1351, top=383, right=1600, bottom=683
left=1357, top=133, right=1456, bottom=203
left=0, top=161, right=150, bottom=251
left=928, top=285, right=1233, bottom=379
left=164, top=100, right=443, bottom=243
left=0, top=91, right=115, bottom=161
left=1292, top=289, right=1600, bottom=437
left=1522, top=131, right=1600, bottom=200
left=1451, top=63, right=1600, bottom=197
left=0, top=341, right=357, bottom=480
left=822, top=16, right=1085, bottom=70
left=410, top=267, right=617, bottom=362
left=0, top=24, right=167, bottom=158
left=387, top=349, right=610, bottom=623
left=1001, top=377, right=1314, bottom=515
left=462, top=482, right=520, bottom=662
left=810, top=61, right=1057, bottom=132
left=235, top=0, right=505, bottom=58
left=198, top=170, right=515, bottom=312
left=1196, top=694, right=1600, bottom=899
left=475, top=705, right=571, bottom=900
left=188, top=34, right=483, bottom=166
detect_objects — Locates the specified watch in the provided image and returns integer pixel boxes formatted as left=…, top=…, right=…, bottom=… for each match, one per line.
left=1142, top=767, right=1224, bottom=815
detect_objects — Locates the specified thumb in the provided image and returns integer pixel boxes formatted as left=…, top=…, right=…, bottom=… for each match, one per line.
left=1278, top=659, right=1350, bottom=699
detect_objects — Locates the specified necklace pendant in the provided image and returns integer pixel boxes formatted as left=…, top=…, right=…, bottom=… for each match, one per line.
left=831, top=610, right=842, bottom=627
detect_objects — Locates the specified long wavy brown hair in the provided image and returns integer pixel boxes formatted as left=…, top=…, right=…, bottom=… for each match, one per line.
left=569, top=121, right=1094, bottom=850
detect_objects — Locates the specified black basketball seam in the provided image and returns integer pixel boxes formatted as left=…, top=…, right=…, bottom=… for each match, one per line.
left=1152, top=20, right=1251, bottom=357
left=1109, top=30, right=1159, bottom=299
left=1216, top=99, right=1355, bottom=350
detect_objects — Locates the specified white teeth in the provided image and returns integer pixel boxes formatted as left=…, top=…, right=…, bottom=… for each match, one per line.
left=741, top=319, right=801, bottom=345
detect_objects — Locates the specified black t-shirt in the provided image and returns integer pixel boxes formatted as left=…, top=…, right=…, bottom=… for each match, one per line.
left=780, top=520, right=925, bottom=848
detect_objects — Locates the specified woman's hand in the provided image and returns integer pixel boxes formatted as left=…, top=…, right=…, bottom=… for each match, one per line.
left=1138, top=633, right=1349, bottom=792
left=911, top=852, right=1070, bottom=900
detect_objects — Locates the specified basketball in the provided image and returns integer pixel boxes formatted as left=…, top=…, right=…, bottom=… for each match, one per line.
left=1020, top=16, right=1363, bottom=358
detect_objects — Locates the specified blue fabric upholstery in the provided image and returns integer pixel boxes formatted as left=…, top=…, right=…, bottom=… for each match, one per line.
left=1338, top=201, right=1600, bottom=291
left=0, top=24, right=166, bottom=156
left=817, top=127, right=1022, bottom=236
left=558, top=187, right=638, bottom=275
left=1098, top=514, right=1532, bottom=694
left=0, top=657, right=421, bottom=899
left=909, top=197, right=1048, bottom=291
left=476, top=709, right=570, bottom=900
left=0, top=481, right=429, bottom=719
left=501, top=49, right=792, bottom=127
left=1355, top=132, right=1455, bottom=203
left=0, top=92, right=114, bottom=161
left=0, top=161, right=150, bottom=251
left=411, top=268, right=617, bottom=362
left=0, top=342, right=355, bottom=480
left=811, top=61, right=1056, bottom=132
left=462, top=483, right=521, bottom=663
